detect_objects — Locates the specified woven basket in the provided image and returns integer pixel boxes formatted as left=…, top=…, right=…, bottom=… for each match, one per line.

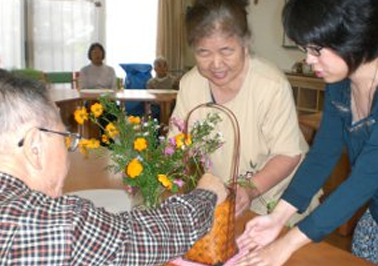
left=181, top=103, right=241, bottom=266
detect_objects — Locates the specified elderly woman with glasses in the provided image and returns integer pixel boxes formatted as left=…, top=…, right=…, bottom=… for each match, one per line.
left=231, top=0, right=378, bottom=265
left=0, top=69, right=230, bottom=265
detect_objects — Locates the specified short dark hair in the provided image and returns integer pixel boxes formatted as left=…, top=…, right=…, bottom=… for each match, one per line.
left=185, top=0, right=251, bottom=47
left=87, top=42, right=106, bottom=60
left=282, top=0, right=378, bottom=74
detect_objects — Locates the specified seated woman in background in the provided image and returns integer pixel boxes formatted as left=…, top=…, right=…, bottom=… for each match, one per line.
left=78, top=42, right=117, bottom=90
left=147, top=56, right=179, bottom=90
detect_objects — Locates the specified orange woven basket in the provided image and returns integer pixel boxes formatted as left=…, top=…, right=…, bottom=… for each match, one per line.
left=174, top=103, right=241, bottom=266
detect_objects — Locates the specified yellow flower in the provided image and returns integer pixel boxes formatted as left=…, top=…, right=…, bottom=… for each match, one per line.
left=74, top=107, right=88, bottom=125
left=134, top=137, right=147, bottom=151
left=78, top=138, right=89, bottom=156
left=158, top=174, right=173, bottom=190
left=175, top=133, right=185, bottom=149
left=101, top=134, right=110, bottom=144
left=128, top=116, right=141, bottom=124
left=105, top=123, right=119, bottom=138
left=65, top=136, right=71, bottom=149
left=86, top=138, right=100, bottom=149
left=90, top=103, right=104, bottom=118
left=184, top=134, right=192, bottom=146
left=126, top=158, right=143, bottom=178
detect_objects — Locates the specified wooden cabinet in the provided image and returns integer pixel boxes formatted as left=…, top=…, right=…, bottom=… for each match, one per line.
left=286, top=72, right=326, bottom=114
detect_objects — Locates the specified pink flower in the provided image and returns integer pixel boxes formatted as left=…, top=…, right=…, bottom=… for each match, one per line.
left=124, top=184, right=137, bottom=195
left=169, top=137, right=176, bottom=146
left=170, top=116, right=185, bottom=132
left=164, top=146, right=175, bottom=156
left=174, top=179, right=185, bottom=187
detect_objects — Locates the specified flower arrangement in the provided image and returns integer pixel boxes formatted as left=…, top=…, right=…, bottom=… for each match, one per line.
left=74, top=96, right=224, bottom=208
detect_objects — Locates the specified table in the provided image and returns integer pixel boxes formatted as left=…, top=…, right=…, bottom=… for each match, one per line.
left=64, top=150, right=124, bottom=193
left=50, top=87, right=178, bottom=129
left=67, top=189, right=135, bottom=213
left=64, top=150, right=372, bottom=265
left=64, top=187, right=373, bottom=266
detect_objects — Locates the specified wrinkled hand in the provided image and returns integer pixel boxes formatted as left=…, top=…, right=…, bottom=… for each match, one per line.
left=236, top=215, right=284, bottom=252
left=235, top=185, right=253, bottom=217
left=197, top=173, right=228, bottom=205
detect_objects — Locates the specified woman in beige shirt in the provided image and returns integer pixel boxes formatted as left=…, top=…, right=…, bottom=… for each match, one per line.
left=171, top=0, right=320, bottom=223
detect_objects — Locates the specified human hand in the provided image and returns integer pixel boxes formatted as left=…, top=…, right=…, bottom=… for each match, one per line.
left=235, top=185, right=253, bottom=217
left=197, top=173, right=228, bottom=205
left=229, top=227, right=310, bottom=266
left=229, top=237, right=293, bottom=266
left=236, top=215, right=284, bottom=252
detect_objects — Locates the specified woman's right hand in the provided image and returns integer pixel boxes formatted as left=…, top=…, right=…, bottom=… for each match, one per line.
left=236, top=200, right=297, bottom=251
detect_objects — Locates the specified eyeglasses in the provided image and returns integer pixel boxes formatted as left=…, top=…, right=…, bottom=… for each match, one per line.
left=18, top=128, right=82, bottom=152
left=297, top=44, right=324, bottom=57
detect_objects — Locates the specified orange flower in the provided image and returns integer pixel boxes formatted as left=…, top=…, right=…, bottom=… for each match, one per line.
left=184, top=134, right=192, bottom=146
left=126, top=158, right=143, bottom=178
left=128, top=116, right=141, bottom=124
left=105, top=122, right=119, bottom=138
left=134, top=137, right=147, bottom=151
left=86, top=138, right=100, bottom=149
left=175, top=133, right=185, bottom=149
left=74, top=107, right=88, bottom=125
left=78, top=138, right=89, bottom=156
left=90, top=102, right=104, bottom=118
left=101, top=134, right=110, bottom=144
left=158, top=174, right=173, bottom=190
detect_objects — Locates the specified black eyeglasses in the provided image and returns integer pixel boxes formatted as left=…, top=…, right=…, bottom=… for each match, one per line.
left=297, top=44, right=324, bottom=57
left=18, top=128, right=82, bottom=152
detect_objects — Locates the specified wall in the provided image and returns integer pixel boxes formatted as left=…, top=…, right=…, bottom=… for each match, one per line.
left=249, top=0, right=303, bottom=71
left=184, top=0, right=304, bottom=72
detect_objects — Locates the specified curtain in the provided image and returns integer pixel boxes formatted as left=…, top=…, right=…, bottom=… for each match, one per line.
left=0, top=0, right=23, bottom=69
left=156, top=0, right=187, bottom=74
left=30, top=0, right=100, bottom=72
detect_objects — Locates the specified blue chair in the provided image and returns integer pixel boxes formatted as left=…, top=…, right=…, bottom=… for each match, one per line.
left=119, top=63, right=152, bottom=117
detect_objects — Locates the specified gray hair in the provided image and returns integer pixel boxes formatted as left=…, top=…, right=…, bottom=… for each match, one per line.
left=0, top=70, right=61, bottom=151
left=153, top=56, right=168, bottom=67
left=185, top=0, right=251, bottom=47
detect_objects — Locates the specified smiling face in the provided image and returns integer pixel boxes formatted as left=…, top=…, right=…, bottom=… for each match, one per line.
left=305, top=47, right=349, bottom=83
left=193, top=31, right=249, bottom=89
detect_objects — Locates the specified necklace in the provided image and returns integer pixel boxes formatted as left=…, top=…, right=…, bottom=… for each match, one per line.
left=352, top=61, right=378, bottom=122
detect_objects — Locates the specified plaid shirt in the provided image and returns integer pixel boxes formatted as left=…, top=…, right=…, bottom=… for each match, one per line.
left=0, top=172, right=217, bottom=266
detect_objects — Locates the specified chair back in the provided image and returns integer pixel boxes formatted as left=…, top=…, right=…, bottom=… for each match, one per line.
left=119, top=63, right=152, bottom=89
left=119, top=63, right=152, bottom=116
left=11, top=68, right=47, bottom=83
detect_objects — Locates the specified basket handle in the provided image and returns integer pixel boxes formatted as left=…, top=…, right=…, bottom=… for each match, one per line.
left=183, top=102, right=241, bottom=187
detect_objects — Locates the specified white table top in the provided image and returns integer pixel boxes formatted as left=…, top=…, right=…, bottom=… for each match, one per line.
left=50, top=87, right=177, bottom=103
left=67, top=189, right=139, bottom=213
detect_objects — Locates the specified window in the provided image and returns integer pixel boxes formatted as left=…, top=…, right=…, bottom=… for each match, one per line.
left=0, top=0, right=158, bottom=77
left=105, top=0, right=158, bottom=77
left=0, top=0, right=24, bottom=69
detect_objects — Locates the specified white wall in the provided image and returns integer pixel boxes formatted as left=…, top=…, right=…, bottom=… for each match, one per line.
left=248, top=0, right=303, bottom=71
